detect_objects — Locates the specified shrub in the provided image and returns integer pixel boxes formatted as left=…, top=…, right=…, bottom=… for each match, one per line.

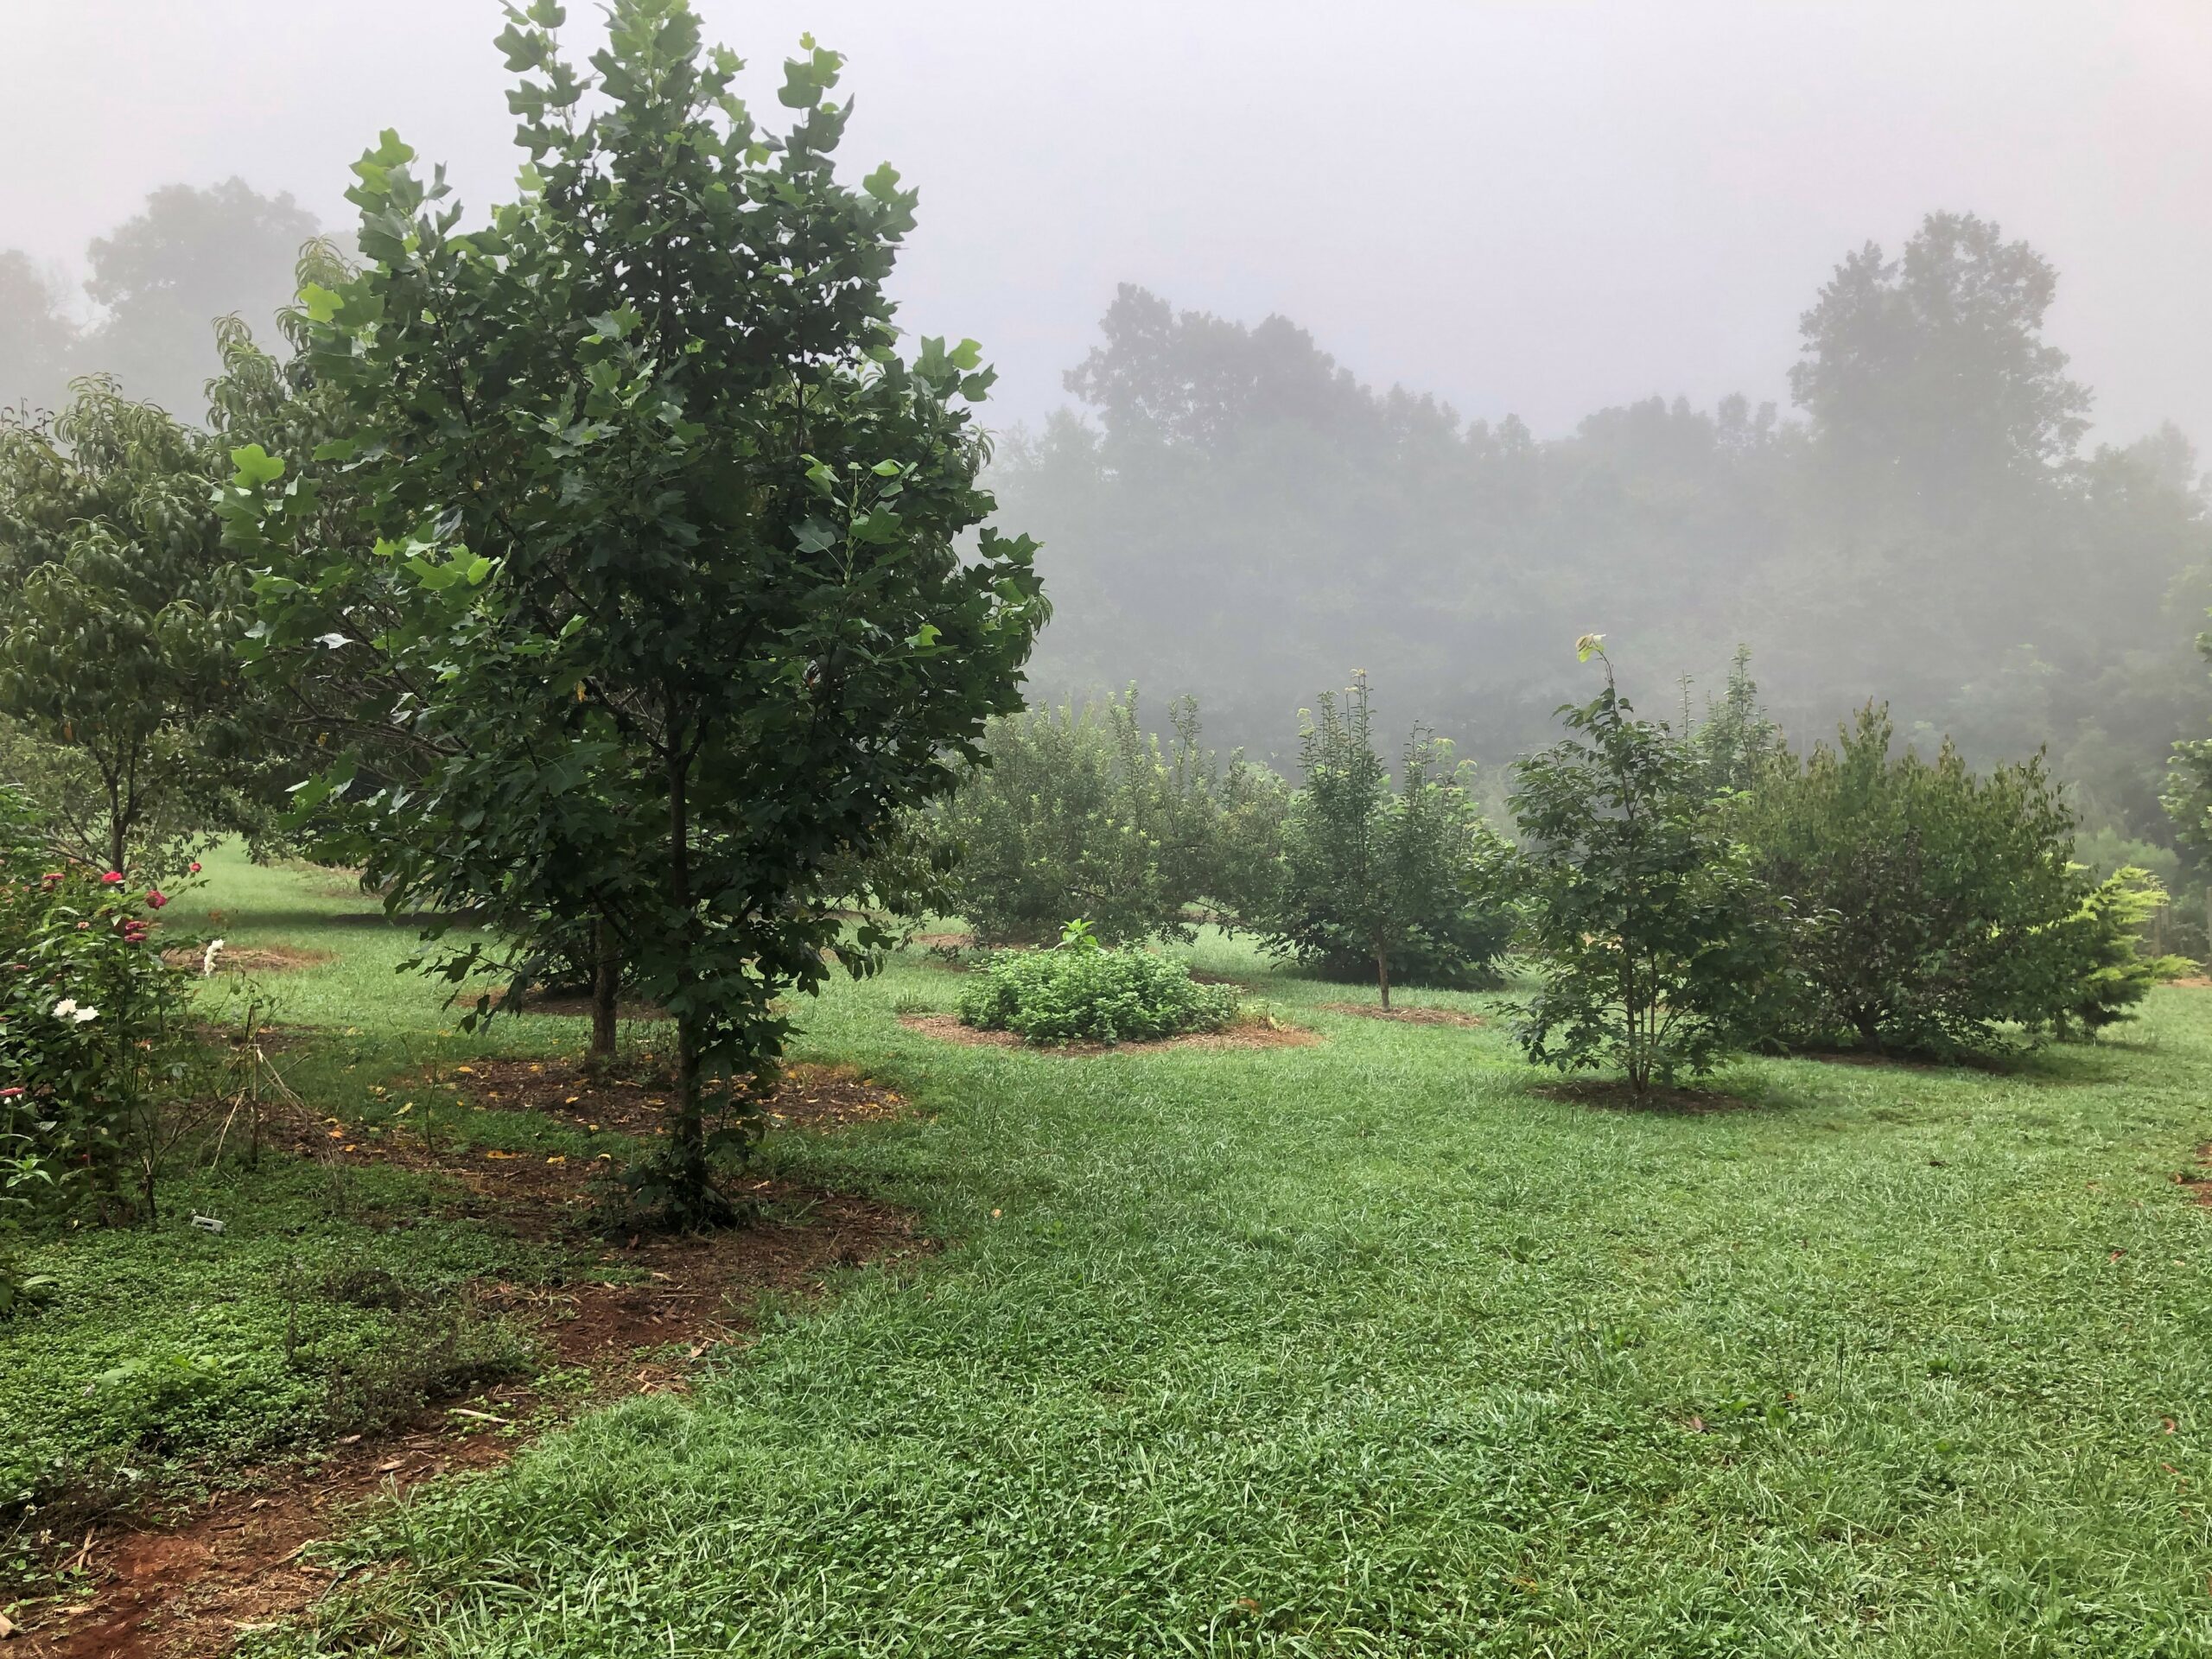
left=1737, top=704, right=2088, bottom=1054
left=1498, top=639, right=1777, bottom=1095
left=937, top=690, right=1287, bottom=946
left=1260, top=672, right=1512, bottom=1006
left=957, top=922, right=1238, bottom=1045
left=2056, top=865, right=2194, bottom=1038
left=0, top=788, right=200, bottom=1224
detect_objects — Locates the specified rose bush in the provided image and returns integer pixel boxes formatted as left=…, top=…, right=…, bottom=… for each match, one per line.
left=0, top=788, right=199, bottom=1230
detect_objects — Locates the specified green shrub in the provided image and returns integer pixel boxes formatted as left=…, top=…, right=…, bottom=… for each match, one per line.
left=1737, top=704, right=2088, bottom=1054
left=957, top=923, right=1238, bottom=1045
left=2056, top=865, right=2194, bottom=1038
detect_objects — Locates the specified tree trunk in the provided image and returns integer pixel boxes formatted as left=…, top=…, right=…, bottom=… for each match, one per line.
left=588, top=914, right=619, bottom=1062
left=660, top=747, right=726, bottom=1227
left=1375, top=943, right=1391, bottom=1012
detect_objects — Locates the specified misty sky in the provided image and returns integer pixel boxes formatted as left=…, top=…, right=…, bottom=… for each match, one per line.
left=9, top=1, right=2209, bottom=448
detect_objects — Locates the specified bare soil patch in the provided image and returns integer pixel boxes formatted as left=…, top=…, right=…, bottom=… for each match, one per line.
left=909, top=931, right=976, bottom=952
left=899, top=1012, right=1317, bottom=1055
left=162, top=943, right=334, bottom=976
left=1320, top=1001, right=1484, bottom=1028
left=16, top=1064, right=925, bottom=1656
left=438, top=1056, right=911, bottom=1140
left=1535, top=1079, right=1756, bottom=1115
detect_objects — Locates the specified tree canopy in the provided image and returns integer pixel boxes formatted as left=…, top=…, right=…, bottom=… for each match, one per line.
left=226, top=0, right=1046, bottom=1222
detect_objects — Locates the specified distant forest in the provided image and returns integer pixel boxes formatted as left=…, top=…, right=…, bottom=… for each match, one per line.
left=1002, top=213, right=2212, bottom=893
left=6, top=193, right=2209, bottom=896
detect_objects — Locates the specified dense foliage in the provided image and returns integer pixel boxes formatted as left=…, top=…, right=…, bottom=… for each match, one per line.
left=1004, top=217, right=2212, bottom=929
left=936, top=690, right=1285, bottom=946
left=1500, top=642, right=1777, bottom=1094
left=0, top=384, right=251, bottom=876
left=224, top=0, right=1045, bottom=1224
left=2059, top=865, right=2194, bottom=1038
left=957, top=923, right=1237, bottom=1045
left=1738, top=705, right=2090, bottom=1054
left=1261, top=673, right=1510, bottom=1003
left=0, top=791, right=199, bottom=1236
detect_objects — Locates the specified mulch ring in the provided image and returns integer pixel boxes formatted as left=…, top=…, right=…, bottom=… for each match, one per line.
left=1320, top=1001, right=1484, bottom=1028
left=438, top=1056, right=913, bottom=1138
left=899, top=1012, right=1318, bottom=1055
left=161, top=943, right=335, bottom=976
left=1534, top=1078, right=1757, bottom=1115
left=21, top=1065, right=926, bottom=1659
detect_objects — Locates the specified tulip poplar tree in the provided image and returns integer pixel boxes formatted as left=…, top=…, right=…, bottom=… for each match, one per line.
left=225, top=0, right=1045, bottom=1223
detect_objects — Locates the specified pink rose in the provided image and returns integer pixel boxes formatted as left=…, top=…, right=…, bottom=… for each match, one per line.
left=146, top=890, right=168, bottom=910
left=101, top=871, right=123, bottom=885
left=188, top=861, right=202, bottom=874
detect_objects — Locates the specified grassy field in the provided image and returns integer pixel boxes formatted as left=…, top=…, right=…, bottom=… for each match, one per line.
left=10, top=847, right=2212, bottom=1656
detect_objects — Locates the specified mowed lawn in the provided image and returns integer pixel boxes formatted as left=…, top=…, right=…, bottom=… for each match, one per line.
left=28, top=849, right=2212, bottom=1656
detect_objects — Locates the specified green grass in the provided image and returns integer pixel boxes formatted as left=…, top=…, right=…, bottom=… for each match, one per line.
left=17, top=853, right=2212, bottom=1653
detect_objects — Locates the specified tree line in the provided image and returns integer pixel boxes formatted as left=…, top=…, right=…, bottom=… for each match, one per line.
left=933, top=648, right=2183, bottom=1091
left=1003, top=224, right=2212, bottom=935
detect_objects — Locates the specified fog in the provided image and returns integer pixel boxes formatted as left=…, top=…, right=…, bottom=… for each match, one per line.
left=5, top=0, right=2212, bottom=879
left=6, top=3, right=2209, bottom=438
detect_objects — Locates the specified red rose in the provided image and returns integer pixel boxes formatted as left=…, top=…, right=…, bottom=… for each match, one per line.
left=0, top=1085, right=22, bottom=1098
left=146, top=890, right=168, bottom=910
left=188, top=861, right=202, bottom=874
left=101, top=871, right=123, bottom=885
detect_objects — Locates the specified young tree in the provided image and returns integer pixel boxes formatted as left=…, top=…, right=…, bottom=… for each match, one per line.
left=2056, top=866, right=2192, bottom=1039
left=226, top=0, right=1045, bottom=1223
left=1262, top=672, right=1510, bottom=1007
left=0, top=383, right=248, bottom=874
left=1686, top=645, right=1786, bottom=798
left=1738, top=705, right=2087, bottom=1054
left=1503, top=639, right=1774, bottom=1096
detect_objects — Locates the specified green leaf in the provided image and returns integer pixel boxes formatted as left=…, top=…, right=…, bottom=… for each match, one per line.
left=228, top=446, right=286, bottom=488
left=862, top=162, right=903, bottom=203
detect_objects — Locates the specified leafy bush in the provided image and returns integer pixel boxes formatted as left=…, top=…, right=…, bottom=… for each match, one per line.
left=936, top=690, right=1287, bottom=946
left=1259, top=672, right=1512, bottom=1004
left=957, top=922, right=1238, bottom=1045
left=0, top=788, right=200, bottom=1224
left=1737, top=704, right=2089, bottom=1054
left=2056, top=865, right=2194, bottom=1038
left=1498, top=640, right=1777, bottom=1095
